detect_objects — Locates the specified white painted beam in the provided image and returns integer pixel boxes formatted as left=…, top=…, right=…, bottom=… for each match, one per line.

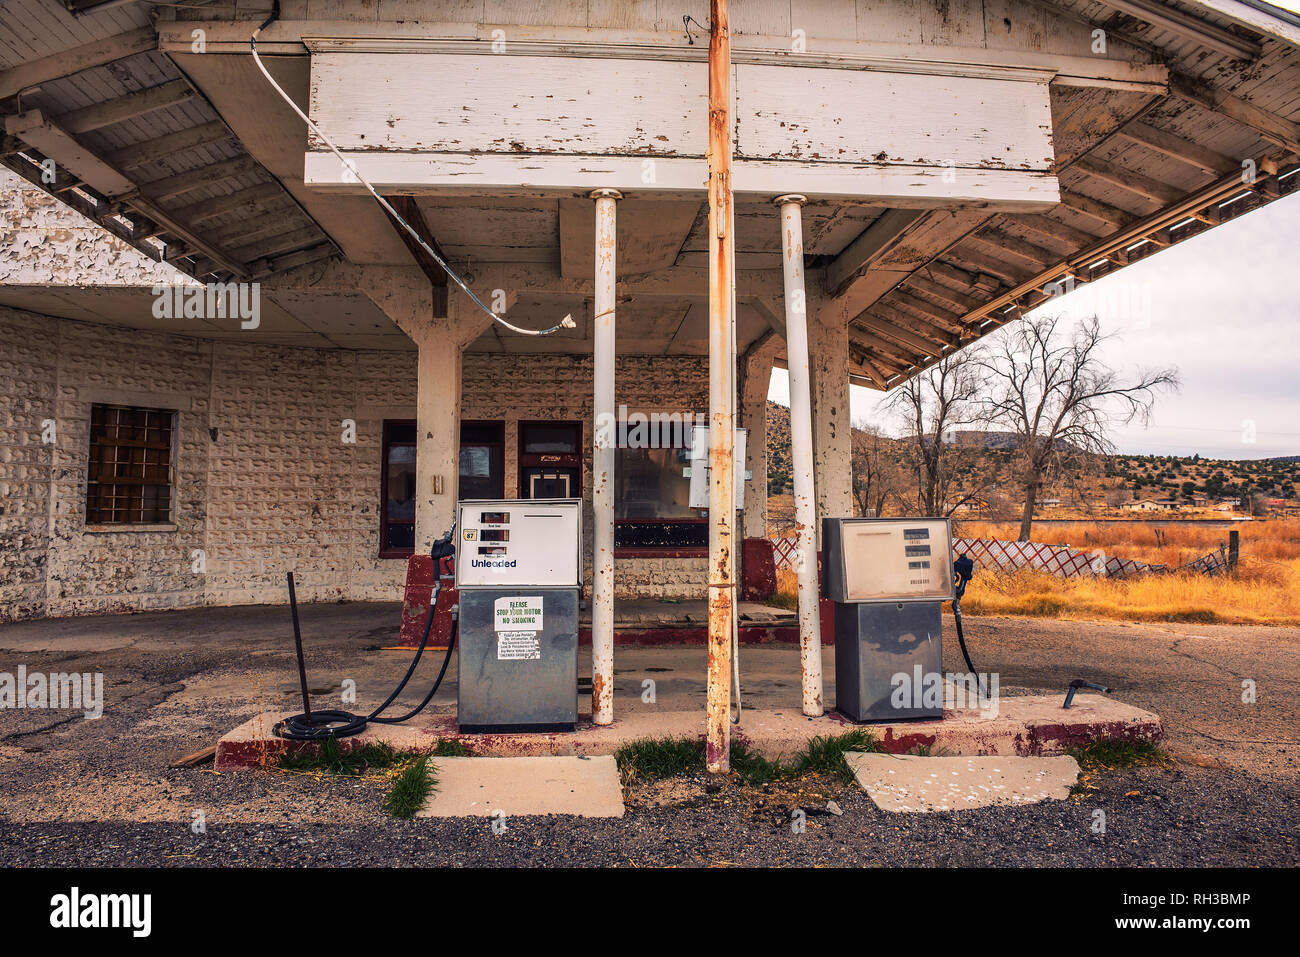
left=4, top=110, right=136, bottom=196
left=303, top=151, right=1060, bottom=209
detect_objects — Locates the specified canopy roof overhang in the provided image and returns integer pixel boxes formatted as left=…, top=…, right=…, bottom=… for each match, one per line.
left=2, top=0, right=1298, bottom=386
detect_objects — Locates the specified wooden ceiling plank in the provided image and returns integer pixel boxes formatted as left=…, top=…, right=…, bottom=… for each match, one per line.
left=104, top=120, right=231, bottom=171
left=905, top=274, right=985, bottom=314
left=1170, top=75, right=1300, bottom=155
left=140, top=156, right=260, bottom=203
left=849, top=327, right=923, bottom=366
left=943, top=246, right=1032, bottom=284
left=1116, top=120, right=1239, bottom=175
left=1096, top=0, right=1261, bottom=60
left=1058, top=188, right=1139, bottom=229
left=1073, top=155, right=1187, bottom=205
left=859, top=311, right=946, bottom=358
left=0, top=26, right=157, bottom=101
left=54, top=80, right=193, bottom=135
left=1011, top=213, right=1105, bottom=248
left=967, top=226, right=1059, bottom=267
left=175, top=182, right=286, bottom=224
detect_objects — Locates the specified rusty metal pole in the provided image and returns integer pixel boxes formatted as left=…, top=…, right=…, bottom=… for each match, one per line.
left=775, top=194, right=824, bottom=716
left=591, top=187, right=621, bottom=726
left=705, top=0, right=736, bottom=773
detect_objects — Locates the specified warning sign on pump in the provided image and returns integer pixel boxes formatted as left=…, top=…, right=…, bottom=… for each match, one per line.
left=497, top=631, right=541, bottom=660
left=494, top=596, right=544, bottom=631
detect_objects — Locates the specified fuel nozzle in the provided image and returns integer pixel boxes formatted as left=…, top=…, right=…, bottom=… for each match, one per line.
left=953, top=554, right=974, bottom=601
left=431, top=523, right=457, bottom=578
left=1063, top=678, right=1113, bottom=709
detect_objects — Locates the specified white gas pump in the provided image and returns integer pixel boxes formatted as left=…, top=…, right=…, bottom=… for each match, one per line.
left=455, top=499, right=583, bottom=732
left=822, top=517, right=956, bottom=722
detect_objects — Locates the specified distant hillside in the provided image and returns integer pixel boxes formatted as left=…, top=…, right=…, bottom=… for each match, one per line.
left=765, top=400, right=1298, bottom=506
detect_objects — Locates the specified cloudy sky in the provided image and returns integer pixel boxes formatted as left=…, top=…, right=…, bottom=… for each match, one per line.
left=770, top=164, right=1300, bottom=462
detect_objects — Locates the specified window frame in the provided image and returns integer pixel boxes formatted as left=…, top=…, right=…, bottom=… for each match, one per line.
left=379, top=419, right=418, bottom=559
left=85, top=403, right=178, bottom=528
left=380, top=419, right=508, bottom=559
left=459, top=419, right=506, bottom=501
left=612, top=416, right=708, bottom=558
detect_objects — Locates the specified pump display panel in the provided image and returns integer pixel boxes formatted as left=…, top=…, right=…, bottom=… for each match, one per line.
left=456, top=499, right=581, bottom=588
left=822, top=517, right=955, bottom=603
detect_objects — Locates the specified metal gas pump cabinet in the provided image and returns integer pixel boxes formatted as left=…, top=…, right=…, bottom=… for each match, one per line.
left=823, top=517, right=955, bottom=722
left=455, top=499, right=582, bottom=733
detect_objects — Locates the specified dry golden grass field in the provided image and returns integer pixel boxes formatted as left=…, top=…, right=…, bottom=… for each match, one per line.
left=773, top=517, right=1300, bottom=626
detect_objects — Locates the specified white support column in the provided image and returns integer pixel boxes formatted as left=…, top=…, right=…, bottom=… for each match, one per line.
left=414, top=340, right=462, bottom=550
left=775, top=194, right=824, bottom=717
left=811, top=296, right=854, bottom=533
left=590, top=188, right=621, bottom=727
left=739, top=335, right=780, bottom=540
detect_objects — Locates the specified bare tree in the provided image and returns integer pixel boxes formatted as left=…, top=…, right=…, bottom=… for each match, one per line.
left=979, top=313, right=1179, bottom=541
left=884, top=350, right=991, bottom=517
left=851, top=424, right=904, bottom=517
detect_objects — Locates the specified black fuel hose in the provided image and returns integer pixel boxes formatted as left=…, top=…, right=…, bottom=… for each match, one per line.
left=273, top=536, right=458, bottom=741
left=952, top=554, right=985, bottom=698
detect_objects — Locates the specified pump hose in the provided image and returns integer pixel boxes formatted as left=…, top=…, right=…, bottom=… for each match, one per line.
left=273, top=565, right=457, bottom=741
left=951, top=600, right=984, bottom=699
left=951, top=554, right=985, bottom=700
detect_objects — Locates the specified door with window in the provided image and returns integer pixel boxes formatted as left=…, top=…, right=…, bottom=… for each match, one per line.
left=380, top=419, right=505, bottom=557
left=518, top=421, right=581, bottom=499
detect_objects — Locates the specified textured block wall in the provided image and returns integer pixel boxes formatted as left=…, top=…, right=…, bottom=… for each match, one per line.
left=0, top=308, right=714, bottom=620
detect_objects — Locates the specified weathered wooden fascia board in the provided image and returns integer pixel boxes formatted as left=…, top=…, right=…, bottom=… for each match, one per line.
left=310, top=53, right=1056, bottom=170
left=302, top=152, right=1061, bottom=210
left=154, top=20, right=1166, bottom=89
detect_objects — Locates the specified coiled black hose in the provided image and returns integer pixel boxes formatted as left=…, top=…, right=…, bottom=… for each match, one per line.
left=273, top=534, right=458, bottom=741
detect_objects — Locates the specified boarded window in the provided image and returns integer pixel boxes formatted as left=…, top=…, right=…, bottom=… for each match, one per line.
left=86, top=404, right=175, bottom=524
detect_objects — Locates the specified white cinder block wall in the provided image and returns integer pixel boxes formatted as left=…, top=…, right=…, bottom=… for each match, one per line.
left=0, top=307, right=713, bottom=621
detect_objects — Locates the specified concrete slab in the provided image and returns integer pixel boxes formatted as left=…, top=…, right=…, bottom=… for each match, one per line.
left=417, top=755, right=624, bottom=818
left=846, top=753, right=1081, bottom=813
left=215, top=693, right=1162, bottom=770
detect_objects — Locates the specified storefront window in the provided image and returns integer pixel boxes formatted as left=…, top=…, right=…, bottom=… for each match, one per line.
left=614, top=418, right=707, bottom=553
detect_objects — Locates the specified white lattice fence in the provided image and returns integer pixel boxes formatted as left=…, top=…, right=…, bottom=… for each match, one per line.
left=951, top=538, right=1162, bottom=579
left=770, top=534, right=1224, bottom=578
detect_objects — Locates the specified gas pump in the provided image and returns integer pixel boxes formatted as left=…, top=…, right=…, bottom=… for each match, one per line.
left=455, top=499, right=583, bottom=733
left=822, top=517, right=956, bottom=722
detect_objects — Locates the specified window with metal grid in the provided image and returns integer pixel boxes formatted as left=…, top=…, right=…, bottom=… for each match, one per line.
left=86, top=404, right=176, bottom=525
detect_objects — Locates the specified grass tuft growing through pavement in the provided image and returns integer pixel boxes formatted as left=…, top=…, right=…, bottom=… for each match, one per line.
left=1067, top=737, right=1173, bottom=772
left=277, top=737, right=408, bottom=776
left=789, top=730, right=878, bottom=783
left=615, top=736, right=706, bottom=781
left=616, top=730, right=879, bottom=785
left=274, top=737, right=464, bottom=818
left=384, top=756, right=436, bottom=819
